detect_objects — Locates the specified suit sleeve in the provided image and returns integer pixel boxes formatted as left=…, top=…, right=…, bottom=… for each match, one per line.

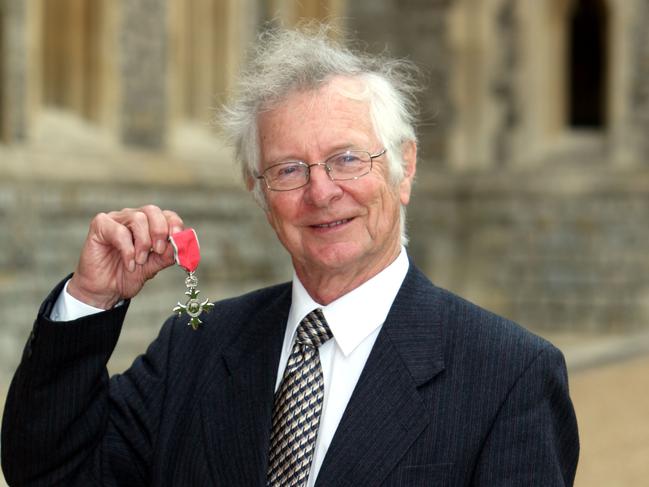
left=1, top=280, right=176, bottom=487
left=471, top=345, right=580, bottom=486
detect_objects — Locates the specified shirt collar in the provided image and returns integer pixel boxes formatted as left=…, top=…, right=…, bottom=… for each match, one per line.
left=287, top=247, right=409, bottom=356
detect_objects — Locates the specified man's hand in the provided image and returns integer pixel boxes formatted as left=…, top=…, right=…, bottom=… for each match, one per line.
left=67, top=205, right=184, bottom=309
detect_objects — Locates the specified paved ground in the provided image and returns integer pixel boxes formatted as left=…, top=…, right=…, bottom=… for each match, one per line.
left=570, top=354, right=649, bottom=487
left=1, top=337, right=647, bottom=486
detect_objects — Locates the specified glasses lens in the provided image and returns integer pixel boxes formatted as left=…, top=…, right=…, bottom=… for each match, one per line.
left=265, top=162, right=309, bottom=190
left=327, top=151, right=372, bottom=180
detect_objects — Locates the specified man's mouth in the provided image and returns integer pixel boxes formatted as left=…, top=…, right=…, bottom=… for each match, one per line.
left=312, top=218, right=351, bottom=229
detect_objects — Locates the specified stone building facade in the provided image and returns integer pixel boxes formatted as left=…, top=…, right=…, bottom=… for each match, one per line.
left=1, top=0, right=648, bottom=385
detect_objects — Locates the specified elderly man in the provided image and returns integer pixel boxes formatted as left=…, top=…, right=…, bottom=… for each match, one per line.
left=2, top=28, right=579, bottom=486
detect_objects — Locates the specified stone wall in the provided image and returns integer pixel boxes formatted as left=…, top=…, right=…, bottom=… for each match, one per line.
left=346, top=0, right=452, bottom=164
left=0, top=156, right=291, bottom=378
left=3, top=157, right=649, bottom=385
left=120, top=0, right=168, bottom=148
left=409, top=166, right=649, bottom=334
left=631, top=0, right=649, bottom=156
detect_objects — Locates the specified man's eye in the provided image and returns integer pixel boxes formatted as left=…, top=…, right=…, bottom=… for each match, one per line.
left=276, top=164, right=303, bottom=178
left=333, top=153, right=361, bottom=166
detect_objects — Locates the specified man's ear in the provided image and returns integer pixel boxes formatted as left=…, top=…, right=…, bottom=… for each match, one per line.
left=245, top=173, right=256, bottom=191
left=247, top=174, right=271, bottom=210
left=399, top=140, right=417, bottom=206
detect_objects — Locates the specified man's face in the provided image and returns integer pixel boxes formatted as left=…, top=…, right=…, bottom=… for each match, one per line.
left=257, top=77, right=416, bottom=287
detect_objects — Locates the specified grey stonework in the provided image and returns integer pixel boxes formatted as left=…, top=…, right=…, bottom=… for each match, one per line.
left=3, top=163, right=648, bottom=383
left=345, top=0, right=452, bottom=164
left=409, top=168, right=649, bottom=335
left=631, top=0, right=649, bottom=157
left=0, top=176, right=290, bottom=378
left=491, top=0, right=518, bottom=166
left=120, top=0, right=168, bottom=149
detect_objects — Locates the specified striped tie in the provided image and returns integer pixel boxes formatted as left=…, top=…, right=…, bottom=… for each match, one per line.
left=266, top=308, right=333, bottom=486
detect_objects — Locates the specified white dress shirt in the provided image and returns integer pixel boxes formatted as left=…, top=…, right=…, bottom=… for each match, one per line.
left=50, top=248, right=410, bottom=485
left=278, top=248, right=409, bottom=485
left=50, top=279, right=114, bottom=321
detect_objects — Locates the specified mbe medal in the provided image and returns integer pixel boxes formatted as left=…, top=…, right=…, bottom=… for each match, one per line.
left=169, top=228, right=214, bottom=330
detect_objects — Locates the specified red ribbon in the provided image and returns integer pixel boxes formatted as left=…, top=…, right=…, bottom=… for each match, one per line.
left=169, top=228, right=201, bottom=273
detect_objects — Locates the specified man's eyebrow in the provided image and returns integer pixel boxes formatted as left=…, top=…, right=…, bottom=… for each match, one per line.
left=327, top=143, right=360, bottom=153
left=269, top=144, right=363, bottom=164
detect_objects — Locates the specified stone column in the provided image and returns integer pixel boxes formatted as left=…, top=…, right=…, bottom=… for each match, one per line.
left=1, top=0, right=28, bottom=142
left=345, top=0, right=453, bottom=166
left=120, top=0, right=168, bottom=149
left=491, top=0, right=519, bottom=167
left=630, top=0, right=649, bottom=159
left=0, top=1, right=5, bottom=141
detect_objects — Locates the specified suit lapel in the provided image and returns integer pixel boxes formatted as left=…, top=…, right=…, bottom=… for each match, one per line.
left=200, top=285, right=291, bottom=486
left=315, top=265, right=446, bottom=486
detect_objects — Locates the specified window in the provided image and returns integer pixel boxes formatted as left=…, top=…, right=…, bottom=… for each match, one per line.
left=172, top=0, right=239, bottom=123
left=41, top=0, right=104, bottom=121
left=568, top=0, right=608, bottom=128
left=170, top=0, right=344, bottom=126
left=264, top=0, right=344, bottom=24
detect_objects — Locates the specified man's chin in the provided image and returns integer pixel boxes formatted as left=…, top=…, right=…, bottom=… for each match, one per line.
left=300, top=242, right=363, bottom=270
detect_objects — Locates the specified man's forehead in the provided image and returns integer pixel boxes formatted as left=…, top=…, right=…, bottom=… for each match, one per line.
left=260, top=79, right=371, bottom=125
left=264, top=76, right=370, bottom=112
left=256, top=77, right=377, bottom=161
left=327, top=75, right=371, bottom=101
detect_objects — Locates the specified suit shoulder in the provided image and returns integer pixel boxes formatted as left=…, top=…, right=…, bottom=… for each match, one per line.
left=421, top=287, right=569, bottom=396
left=425, top=282, right=559, bottom=364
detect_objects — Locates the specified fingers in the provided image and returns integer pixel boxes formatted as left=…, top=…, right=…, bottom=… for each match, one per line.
left=162, top=209, right=184, bottom=236
left=138, top=205, right=175, bottom=257
left=71, top=206, right=186, bottom=308
left=91, top=212, right=139, bottom=272
left=104, top=206, right=184, bottom=270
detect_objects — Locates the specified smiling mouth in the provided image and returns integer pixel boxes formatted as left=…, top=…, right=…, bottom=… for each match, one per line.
left=312, top=218, right=352, bottom=229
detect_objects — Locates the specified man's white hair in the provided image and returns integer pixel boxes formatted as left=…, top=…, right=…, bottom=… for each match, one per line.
left=220, top=24, right=421, bottom=244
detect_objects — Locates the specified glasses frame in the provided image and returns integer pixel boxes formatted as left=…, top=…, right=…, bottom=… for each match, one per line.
left=256, top=148, right=387, bottom=192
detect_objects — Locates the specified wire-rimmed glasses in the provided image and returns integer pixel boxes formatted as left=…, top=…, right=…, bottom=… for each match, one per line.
left=256, top=149, right=387, bottom=191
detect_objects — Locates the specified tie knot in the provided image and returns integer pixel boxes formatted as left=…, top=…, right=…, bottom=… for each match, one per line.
left=296, top=308, right=333, bottom=349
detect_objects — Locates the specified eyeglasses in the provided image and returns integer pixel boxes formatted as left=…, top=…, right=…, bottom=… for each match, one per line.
left=256, top=148, right=387, bottom=191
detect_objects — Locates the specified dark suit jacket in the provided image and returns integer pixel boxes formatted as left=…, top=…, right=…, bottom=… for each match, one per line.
left=2, top=264, right=579, bottom=486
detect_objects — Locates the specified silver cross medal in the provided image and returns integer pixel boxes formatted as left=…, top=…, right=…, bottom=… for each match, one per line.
left=169, top=228, right=214, bottom=330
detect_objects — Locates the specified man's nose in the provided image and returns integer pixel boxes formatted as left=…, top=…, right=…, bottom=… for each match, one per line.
left=304, top=163, right=343, bottom=206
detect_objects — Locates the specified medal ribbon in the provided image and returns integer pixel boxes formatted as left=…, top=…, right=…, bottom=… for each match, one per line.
left=169, top=228, right=201, bottom=273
